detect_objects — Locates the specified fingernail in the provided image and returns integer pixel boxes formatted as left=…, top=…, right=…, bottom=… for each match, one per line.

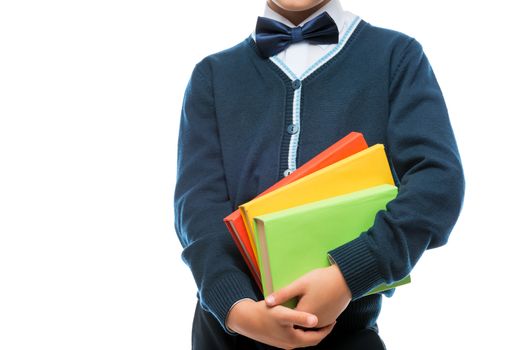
left=266, top=295, right=275, bottom=305
left=307, top=315, right=317, bottom=326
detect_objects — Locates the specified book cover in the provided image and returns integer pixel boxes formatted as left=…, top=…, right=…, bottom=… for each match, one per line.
left=253, top=184, right=411, bottom=306
left=240, top=144, right=395, bottom=260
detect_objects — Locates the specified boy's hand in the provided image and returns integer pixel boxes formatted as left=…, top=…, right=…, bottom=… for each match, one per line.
left=265, top=265, right=352, bottom=328
left=226, top=298, right=336, bottom=349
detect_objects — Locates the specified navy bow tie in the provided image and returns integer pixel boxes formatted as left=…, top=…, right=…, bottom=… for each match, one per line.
left=255, top=11, right=339, bottom=59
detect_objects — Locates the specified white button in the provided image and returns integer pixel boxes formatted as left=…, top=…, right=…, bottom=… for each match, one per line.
left=283, top=169, right=293, bottom=177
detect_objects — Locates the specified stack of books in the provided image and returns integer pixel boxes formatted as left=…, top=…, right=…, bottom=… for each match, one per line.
left=223, top=132, right=411, bottom=303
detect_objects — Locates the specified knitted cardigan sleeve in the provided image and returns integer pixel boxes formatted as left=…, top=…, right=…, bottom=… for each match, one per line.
left=174, top=60, right=257, bottom=334
left=328, top=38, right=466, bottom=299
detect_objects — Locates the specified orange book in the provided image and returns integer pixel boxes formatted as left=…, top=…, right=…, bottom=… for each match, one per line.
left=224, top=132, right=368, bottom=290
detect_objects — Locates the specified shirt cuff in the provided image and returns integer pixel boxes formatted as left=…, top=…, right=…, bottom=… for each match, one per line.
left=327, top=253, right=336, bottom=265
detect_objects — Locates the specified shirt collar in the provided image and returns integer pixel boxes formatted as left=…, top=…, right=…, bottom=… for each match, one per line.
left=258, top=0, right=346, bottom=50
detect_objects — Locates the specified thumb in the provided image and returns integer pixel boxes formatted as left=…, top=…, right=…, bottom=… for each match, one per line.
left=265, top=279, right=304, bottom=307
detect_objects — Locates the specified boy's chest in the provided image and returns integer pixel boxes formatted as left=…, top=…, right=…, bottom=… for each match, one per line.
left=214, top=66, right=391, bottom=206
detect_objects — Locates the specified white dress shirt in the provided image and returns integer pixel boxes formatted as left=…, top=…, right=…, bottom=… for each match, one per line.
left=253, top=0, right=358, bottom=77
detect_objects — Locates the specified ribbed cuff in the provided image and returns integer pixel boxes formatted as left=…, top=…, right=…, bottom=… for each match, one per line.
left=225, top=297, right=256, bottom=334
left=327, top=234, right=384, bottom=300
left=202, top=272, right=258, bottom=335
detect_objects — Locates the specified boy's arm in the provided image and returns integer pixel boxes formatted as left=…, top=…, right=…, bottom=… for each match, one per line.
left=174, top=60, right=257, bottom=334
left=327, top=37, right=466, bottom=299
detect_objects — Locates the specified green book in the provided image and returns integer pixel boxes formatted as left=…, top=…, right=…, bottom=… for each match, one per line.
left=253, top=184, right=411, bottom=307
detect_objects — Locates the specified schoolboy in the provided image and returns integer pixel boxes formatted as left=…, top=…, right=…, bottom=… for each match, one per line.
left=174, top=0, right=465, bottom=348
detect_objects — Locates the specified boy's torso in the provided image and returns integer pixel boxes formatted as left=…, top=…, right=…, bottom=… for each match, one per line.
left=199, top=19, right=413, bottom=210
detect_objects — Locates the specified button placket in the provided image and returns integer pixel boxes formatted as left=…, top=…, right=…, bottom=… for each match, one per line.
left=283, top=78, right=302, bottom=178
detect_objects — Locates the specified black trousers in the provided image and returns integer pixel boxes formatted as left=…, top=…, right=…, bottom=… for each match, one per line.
left=191, top=301, right=387, bottom=350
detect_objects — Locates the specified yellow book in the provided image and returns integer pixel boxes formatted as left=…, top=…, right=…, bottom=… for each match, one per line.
left=239, top=144, right=395, bottom=258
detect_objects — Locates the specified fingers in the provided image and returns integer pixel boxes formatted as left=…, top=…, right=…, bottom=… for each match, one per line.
left=273, top=305, right=318, bottom=328
left=266, top=279, right=305, bottom=307
left=292, top=321, right=337, bottom=347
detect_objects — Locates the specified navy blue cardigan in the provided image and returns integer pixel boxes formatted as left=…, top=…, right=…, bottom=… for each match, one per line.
left=174, top=18, right=465, bottom=335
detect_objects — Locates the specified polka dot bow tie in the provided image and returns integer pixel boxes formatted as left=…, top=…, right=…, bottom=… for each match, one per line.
left=254, top=11, right=339, bottom=59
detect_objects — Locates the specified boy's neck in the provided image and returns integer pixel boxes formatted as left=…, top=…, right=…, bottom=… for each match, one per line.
left=266, top=0, right=332, bottom=26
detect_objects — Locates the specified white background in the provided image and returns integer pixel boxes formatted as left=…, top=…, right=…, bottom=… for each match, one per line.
left=1, top=0, right=523, bottom=349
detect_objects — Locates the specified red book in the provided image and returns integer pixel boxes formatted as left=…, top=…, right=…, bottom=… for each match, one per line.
left=224, top=132, right=368, bottom=290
